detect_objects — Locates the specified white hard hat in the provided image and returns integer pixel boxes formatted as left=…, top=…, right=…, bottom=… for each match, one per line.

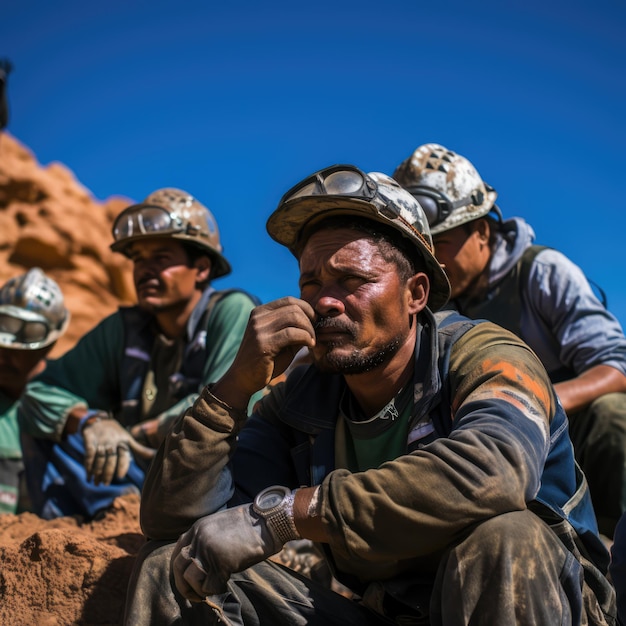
left=0, top=268, right=69, bottom=350
left=393, top=143, right=499, bottom=235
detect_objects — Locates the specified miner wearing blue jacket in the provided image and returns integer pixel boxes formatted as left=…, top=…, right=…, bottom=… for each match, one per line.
left=393, top=143, right=626, bottom=538
left=125, top=166, right=615, bottom=625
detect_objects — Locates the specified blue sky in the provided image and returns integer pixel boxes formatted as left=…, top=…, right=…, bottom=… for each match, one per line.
left=2, top=0, right=625, bottom=327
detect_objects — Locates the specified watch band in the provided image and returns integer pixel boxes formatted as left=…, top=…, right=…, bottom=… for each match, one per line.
left=268, top=491, right=299, bottom=544
left=253, top=486, right=301, bottom=544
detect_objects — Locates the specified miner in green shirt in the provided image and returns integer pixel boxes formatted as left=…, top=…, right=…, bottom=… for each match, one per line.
left=0, top=267, right=69, bottom=514
left=18, top=188, right=259, bottom=520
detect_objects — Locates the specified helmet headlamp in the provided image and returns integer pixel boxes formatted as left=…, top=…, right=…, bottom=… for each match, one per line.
left=402, top=186, right=485, bottom=229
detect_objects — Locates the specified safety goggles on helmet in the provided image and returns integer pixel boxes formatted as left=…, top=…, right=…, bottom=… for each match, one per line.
left=403, top=186, right=485, bottom=229
left=266, top=164, right=451, bottom=312
left=283, top=166, right=378, bottom=203
left=110, top=188, right=232, bottom=279
left=112, top=205, right=191, bottom=243
left=0, top=268, right=69, bottom=350
left=275, top=165, right=432, bottom=251
left=0, top=310, right=52, bottom=346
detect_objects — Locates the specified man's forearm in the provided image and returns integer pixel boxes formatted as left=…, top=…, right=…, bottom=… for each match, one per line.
left=554, top=364, right=626, bottom=414
left=63, top=406, right=91, bottom=435
left=293, top=486, right=331, bottom=543
left=140, top=384, right=248, bottom=540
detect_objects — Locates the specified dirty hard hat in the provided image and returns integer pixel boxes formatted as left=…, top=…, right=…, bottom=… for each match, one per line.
left=392, top=143, right=499, bottom=235
left=110, top=188, right=231, bottom=279
left=266, top=164, right=451, bottom=311
left=0, top=267, right=70, bottom=350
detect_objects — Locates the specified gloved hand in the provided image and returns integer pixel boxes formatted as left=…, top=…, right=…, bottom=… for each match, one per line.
left=171, top=504, right=285, bottom=602
left=82, top=415, right=156, bottom=486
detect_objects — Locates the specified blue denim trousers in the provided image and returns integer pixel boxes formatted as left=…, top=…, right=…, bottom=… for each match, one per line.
left=21, top=430, right=144, bottom=520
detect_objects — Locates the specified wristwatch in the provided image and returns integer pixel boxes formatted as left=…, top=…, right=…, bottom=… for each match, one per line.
left=252, top=485, right=300, bottom=544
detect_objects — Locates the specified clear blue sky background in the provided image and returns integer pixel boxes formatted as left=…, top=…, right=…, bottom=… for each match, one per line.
left=2, top=0, right=625, bottom=327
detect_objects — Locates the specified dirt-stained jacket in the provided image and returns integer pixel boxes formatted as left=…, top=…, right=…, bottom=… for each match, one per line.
left=140, top=309, right=608, bottom=585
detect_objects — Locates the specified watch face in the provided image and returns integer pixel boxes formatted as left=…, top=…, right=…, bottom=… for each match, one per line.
left=255, top=486, right=289, bottom=511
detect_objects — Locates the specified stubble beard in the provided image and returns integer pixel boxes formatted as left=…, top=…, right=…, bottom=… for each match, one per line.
left=313, top=336, right=403, bottom=375
left=311, top=316, right=407, bottom=375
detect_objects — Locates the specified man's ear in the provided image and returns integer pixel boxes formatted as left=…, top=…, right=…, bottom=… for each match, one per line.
left=406, top=273, right=429, bottom=315
left=474, top=218, right=491, bottom=244
left=194, top=256, right=212, bottom=284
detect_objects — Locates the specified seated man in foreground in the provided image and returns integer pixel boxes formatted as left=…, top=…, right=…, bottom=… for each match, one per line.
left=126, top=166, right=615, bottom=625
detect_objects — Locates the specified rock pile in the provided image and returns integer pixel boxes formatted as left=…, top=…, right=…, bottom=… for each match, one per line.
left=0, top=131, right=135, bottom=357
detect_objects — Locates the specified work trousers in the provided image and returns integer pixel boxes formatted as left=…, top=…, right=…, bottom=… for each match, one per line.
left=568, top=392, right=626, bottom=537
left=124, top=510, right=614, bottom=625
left=610, top=512, right=626, bottom=625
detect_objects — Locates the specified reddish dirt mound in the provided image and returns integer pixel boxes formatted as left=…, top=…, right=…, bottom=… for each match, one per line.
left=0, top=495, right=144, bottom=625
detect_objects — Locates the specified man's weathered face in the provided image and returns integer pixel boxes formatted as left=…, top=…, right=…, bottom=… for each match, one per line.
left=298, top=227, right=417, bottom=375
left=432, top=221, right=490, bottom=299
left=128, top=238, right=209, bottom=313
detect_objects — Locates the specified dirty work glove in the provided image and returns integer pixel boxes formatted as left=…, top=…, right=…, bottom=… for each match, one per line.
left=81, top=413, right=156, bottom=486
left=171, top=502, right=296, bottom=602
